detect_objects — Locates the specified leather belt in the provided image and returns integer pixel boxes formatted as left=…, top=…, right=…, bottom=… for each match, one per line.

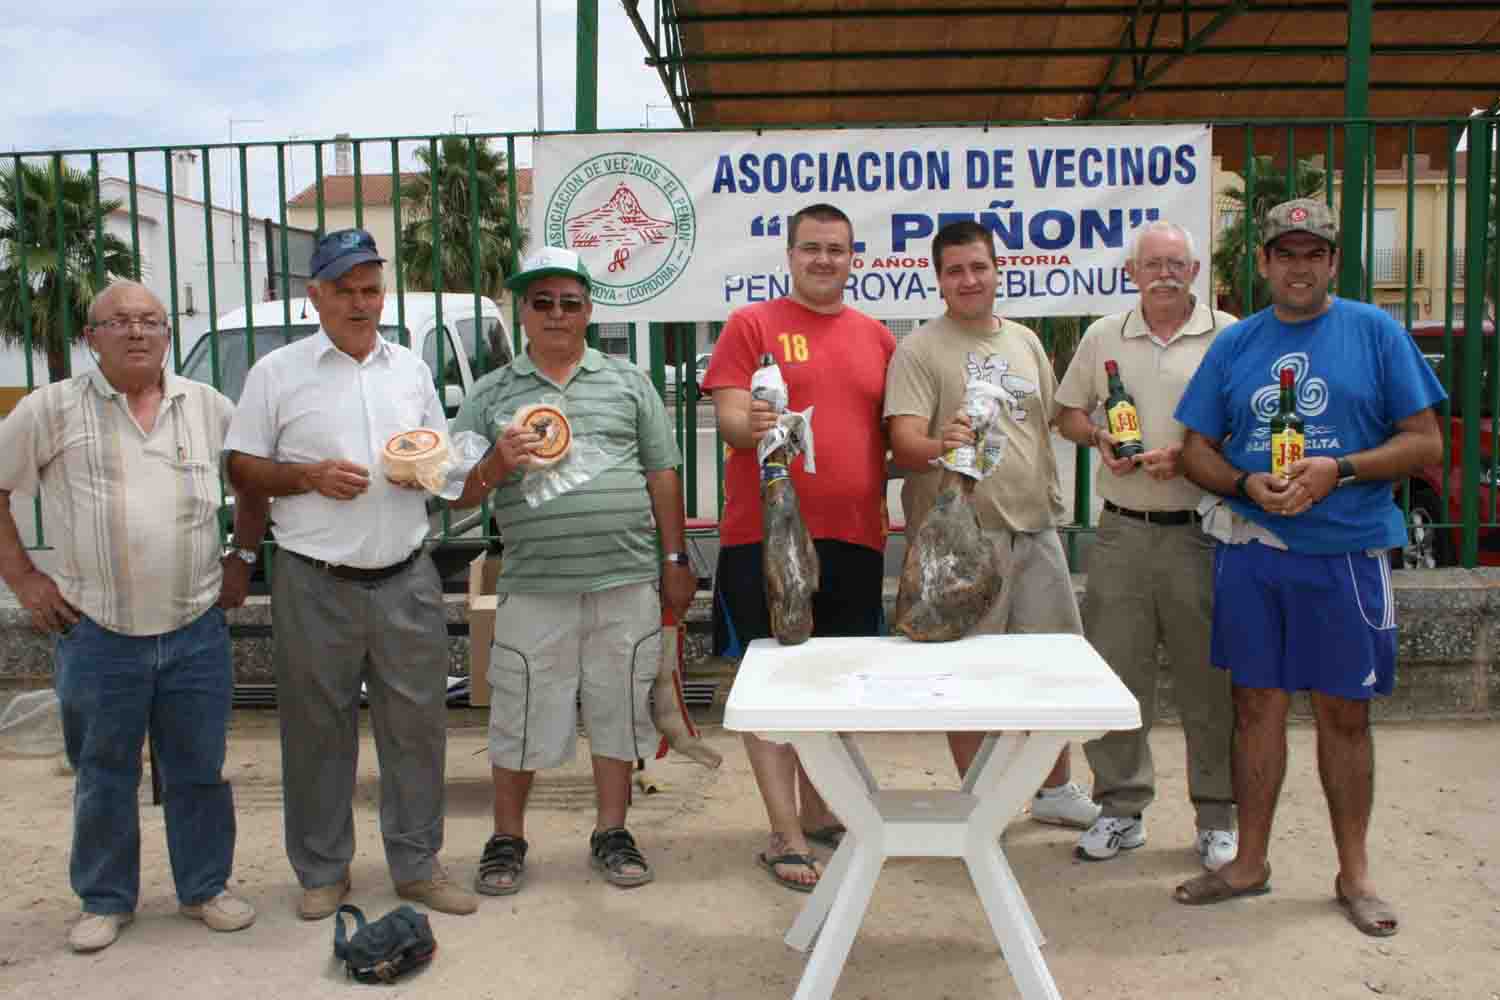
left=1103, top=500, right=1200, bottom=526
left=284, top=547, right=423, bottom=583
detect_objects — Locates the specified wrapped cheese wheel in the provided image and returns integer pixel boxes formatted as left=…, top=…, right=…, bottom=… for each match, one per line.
left=513, top=403, right=572, bottom=467
left=383, top=428, right=447, bottom=486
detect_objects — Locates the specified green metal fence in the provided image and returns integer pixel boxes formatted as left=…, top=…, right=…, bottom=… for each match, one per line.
left=2, top=116, right=1495, bottom=572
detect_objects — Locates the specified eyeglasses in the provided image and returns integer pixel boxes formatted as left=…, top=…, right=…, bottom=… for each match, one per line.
left=528, top=295, right=587, bottom=314
left=1136, top=257, right=1192, bottom=275
left=793, top=242, right=850, bottom=260
left=91, top=315, right=169, bottom=334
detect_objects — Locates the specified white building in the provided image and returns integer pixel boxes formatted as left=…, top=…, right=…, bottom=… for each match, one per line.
left=1, top=152, right=314, bottom=412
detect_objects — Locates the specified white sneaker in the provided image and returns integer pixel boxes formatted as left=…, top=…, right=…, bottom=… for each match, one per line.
left=1076, top=816, right=1147, bottom=861
left=68, top=912, right=133, bottom=953
left=180, top=890, right=257, bottom=932
left=1030, top=782, right=1102, bottom=829
left=1195, top=828, right=1238, bottom=871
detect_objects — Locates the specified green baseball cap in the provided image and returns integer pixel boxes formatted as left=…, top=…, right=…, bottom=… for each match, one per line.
left=506, top=247, right=593, bottom=294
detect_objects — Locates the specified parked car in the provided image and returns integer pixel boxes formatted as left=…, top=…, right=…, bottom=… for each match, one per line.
left=1399, top=319, right=1498, bottom=568
left=661, top=351, right=712, bottom=401
left=182, top=293, right=513, bottom=581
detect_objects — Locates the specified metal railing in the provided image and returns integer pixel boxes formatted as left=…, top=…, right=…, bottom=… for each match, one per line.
left=1371, top=247, right=1426, bottom=286
left=2, top=115, right=1496, bottom=569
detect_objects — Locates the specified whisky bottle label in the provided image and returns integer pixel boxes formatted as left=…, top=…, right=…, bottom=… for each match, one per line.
left=1106, top=401, right=1143, bottom=443
left=1271, top=429, right=1305, bottom=478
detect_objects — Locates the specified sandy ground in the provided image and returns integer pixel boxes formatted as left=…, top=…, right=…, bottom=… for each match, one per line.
left=1, top=715, right=1497, bottom=1000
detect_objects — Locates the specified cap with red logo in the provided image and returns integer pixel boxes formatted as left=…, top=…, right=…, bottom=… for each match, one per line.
left=1261, top=198, right=1338, bottom=247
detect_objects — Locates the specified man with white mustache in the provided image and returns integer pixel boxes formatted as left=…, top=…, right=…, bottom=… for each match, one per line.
left=1055, top=221, right=1241, bottom=870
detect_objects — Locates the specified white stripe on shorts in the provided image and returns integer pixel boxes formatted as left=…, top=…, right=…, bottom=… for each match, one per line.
left=1347, top=551, right=1396, bottom=631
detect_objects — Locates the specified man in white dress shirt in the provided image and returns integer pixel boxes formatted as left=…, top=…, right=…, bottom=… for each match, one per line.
left=225, top=229, right=476, bottom=920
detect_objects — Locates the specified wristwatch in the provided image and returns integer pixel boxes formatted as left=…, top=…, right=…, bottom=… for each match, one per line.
left=223, top=545, right=258, bottom=566
left=1335, top=457, right=1358, bottom=488
left=663, top=552, right=691, bottom=568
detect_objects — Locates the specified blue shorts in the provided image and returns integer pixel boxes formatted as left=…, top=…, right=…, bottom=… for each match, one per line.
left=1210, top=541, right=1397, bottom=700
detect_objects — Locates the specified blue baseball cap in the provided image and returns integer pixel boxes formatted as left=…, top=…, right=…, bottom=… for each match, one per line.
left=310, top=228, right=386, bottom=281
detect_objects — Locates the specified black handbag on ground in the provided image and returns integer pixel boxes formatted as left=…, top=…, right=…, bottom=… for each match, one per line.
left=333, top=903, right=437, bottom=984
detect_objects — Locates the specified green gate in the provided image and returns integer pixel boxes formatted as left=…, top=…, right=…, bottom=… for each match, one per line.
left=2, top=116, right=1495, bottom=569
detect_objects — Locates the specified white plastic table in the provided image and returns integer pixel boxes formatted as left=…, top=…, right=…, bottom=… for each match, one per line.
left=724, top=634, right=1141, bottom=1000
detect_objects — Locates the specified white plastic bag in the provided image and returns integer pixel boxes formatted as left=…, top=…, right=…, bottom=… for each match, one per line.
left=496, top=395, right=628, bottom=508
left=751, top=359, right=817, bottom=473
left=0, top=690, right=65, bottom=758
left=935, top=379, right=1007, bottom=480
left=432, top=430, right=493, bottom=501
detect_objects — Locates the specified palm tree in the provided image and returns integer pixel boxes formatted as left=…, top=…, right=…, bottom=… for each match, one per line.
left=398, top=136, right=523, bottom=300
left=0, top=160, right=133, bottom=383
left=1212, top=155, right=1327, bottom=317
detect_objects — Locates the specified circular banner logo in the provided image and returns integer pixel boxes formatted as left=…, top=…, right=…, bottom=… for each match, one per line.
left=542, top=151, right=696, bottom=307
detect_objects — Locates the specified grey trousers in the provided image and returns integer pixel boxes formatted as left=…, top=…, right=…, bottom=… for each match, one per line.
left=271, top=550, right=449, bottom=887
left=1081, top=508, right=1235, bottom=831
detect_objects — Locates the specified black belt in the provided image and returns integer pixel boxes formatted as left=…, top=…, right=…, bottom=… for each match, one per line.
left=284, top=547, right=423, bottom=583
left=1103, top=501, right=1200, bottom=526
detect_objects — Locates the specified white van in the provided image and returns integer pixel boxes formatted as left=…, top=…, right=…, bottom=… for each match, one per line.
left=181, top=293, right=513, bottom=414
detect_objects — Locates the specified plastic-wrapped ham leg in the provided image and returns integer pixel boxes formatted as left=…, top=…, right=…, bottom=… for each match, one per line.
left=762, top=455, right=819, bottom=645
left=893, top=378, right=1009, bottom=642
left=893, top=469, right=1004, bottom=642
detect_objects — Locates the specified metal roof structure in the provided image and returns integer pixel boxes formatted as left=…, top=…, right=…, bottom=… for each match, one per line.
left=624, top=0, right=1500, bottom=167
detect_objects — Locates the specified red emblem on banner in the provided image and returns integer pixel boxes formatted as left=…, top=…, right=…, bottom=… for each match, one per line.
left=565, top=183, right=674, bottom=249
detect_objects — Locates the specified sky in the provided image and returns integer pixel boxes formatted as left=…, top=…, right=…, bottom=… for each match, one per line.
left=0, top=1, right=678, bottom=213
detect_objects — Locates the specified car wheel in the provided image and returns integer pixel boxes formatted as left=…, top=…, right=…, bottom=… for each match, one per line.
left=1398, top=488, right=1455, bottom=569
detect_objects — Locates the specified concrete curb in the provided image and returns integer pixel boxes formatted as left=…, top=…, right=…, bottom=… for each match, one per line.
left=3, top=570, right=1496, bottom=720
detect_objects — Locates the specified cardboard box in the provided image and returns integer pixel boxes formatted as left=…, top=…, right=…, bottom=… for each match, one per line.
left=466, top=553, right=502, bottom=707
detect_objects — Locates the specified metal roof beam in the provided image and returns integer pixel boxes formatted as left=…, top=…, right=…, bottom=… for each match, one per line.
left=1092, top=0, right=1252, bottom=116
left=687, top=80, right=1500, bottom=103
left=623, top=0, right=694, bottom=127
left=667, top=1, right=1500, bottom=24
left=646, top=43, right=1500, bottom=67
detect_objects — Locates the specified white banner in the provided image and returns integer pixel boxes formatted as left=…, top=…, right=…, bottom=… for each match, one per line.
left=532, top=124, right=1213, bottom=322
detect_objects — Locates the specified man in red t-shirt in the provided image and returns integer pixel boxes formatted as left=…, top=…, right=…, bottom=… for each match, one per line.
left=701, top=203, right=896, bottom=892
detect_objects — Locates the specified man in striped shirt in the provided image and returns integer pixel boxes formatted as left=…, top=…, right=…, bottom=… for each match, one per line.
left=0, top=280, right=265, bottom=952
left=449, top=247, right=694, bottom=897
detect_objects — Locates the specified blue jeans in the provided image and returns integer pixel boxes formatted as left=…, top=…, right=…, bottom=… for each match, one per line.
left=54, top=606, right=236, bottom=914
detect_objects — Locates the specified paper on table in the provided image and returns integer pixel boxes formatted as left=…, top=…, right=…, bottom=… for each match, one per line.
left=851, top=671, right=958, bottom=707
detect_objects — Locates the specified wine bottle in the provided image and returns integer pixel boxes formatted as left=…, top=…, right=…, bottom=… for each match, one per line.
left=1270, top=367, right=1304, bottom=478
left=1103, top=360, right=1144, bottom=460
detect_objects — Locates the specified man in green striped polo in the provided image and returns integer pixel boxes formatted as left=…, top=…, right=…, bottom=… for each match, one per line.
left=449, top=247, right=695, bottom=898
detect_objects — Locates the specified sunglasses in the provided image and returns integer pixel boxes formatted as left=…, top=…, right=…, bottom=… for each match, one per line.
left=528, top=295, right=587, bottom=314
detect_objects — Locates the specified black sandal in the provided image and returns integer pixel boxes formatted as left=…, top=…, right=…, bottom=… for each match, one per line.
left=589, top=827, right=654, bottom=888
left=475, top=834, right=528, bottom=896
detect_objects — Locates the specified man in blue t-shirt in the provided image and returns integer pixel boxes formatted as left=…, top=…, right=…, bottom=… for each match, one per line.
left=1171, top=198, right=1444, bottom=938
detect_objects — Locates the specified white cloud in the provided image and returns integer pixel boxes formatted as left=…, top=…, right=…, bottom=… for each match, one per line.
left=1, top=1, right=676, bottom=158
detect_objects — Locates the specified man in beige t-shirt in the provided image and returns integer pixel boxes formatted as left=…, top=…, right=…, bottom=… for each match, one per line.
left=885, top=220, right=1098, bottom=831
left=1055, top=220, right=1239, bottom=870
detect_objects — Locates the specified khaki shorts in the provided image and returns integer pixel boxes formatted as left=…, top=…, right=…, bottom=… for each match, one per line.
left=487, top=581, right=661, bottom=770
left=975, top=527, right=1083, bottom=636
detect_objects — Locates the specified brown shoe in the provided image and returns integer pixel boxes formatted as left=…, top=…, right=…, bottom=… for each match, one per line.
left=395, top=865, right=478, bottom=915
left=297, top=877, right=351, bottom=921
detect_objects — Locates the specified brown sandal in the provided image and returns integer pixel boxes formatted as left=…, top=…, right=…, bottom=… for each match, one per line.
left=1174, top=864, right=1272, bottom=905
left=1336, top=877, right=1399, bottom=936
